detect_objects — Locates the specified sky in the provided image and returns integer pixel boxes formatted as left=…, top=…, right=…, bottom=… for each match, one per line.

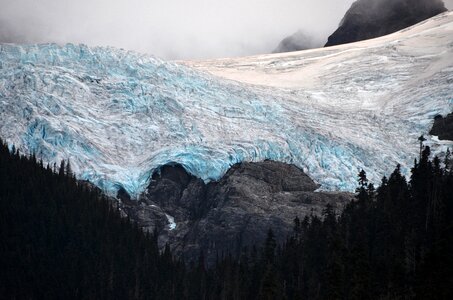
left=0, top=0, right=452, bottom=60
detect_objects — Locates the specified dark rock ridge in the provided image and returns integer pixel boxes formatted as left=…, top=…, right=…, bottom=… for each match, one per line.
left=120, top=161, right=352, bottom=265
left=273, top=30, right=316, bottom=53
left=325, top=0, right=447, bottom=47
left=430, top=113, right=453, bottom=140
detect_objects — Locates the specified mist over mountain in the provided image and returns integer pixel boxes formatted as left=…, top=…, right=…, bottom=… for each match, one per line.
left=325, top=0, right=447, bottom=47
left=0, top=0, right=356, bottom=60
left=274, top=0, right=449, bottom=53
left=273, top=30, right=320, bottom=53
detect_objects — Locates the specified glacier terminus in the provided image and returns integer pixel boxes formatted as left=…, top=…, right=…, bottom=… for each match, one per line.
left=1, top=12, right=453, bottom=198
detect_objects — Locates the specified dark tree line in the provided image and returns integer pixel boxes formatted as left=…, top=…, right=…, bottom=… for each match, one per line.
left=192, top=146, right=452, bottom=299
left=0, top=138, right=452, bottom=299
left=0, top=140, right=186, bottom=299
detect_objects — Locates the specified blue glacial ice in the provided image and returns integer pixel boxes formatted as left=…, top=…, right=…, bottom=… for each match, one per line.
left=0, top=13, right=452, bottom=198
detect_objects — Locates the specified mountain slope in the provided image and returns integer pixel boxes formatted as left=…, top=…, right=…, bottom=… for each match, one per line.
left=325, top=0, right=447, bottom=47
left=273, top=30, right=316, bottom=53
left=1, top=13, right=453, bottom=198
left=186, top=12, right=453, bottom=172
left=123, top=161, right=351, bottom=265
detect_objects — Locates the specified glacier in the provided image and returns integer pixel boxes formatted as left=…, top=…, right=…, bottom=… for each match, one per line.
left=1, top=12, right=453, bottom=198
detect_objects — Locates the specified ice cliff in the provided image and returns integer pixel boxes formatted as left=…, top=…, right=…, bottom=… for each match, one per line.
left=1, top=12, right=453, bottom=197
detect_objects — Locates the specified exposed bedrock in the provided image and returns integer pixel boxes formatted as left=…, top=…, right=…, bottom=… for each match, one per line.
left=120, top=161, right=352, bottom=265
left=430, top=113, right=453, bottom=141
left=325, top=0, right=447, bottom=47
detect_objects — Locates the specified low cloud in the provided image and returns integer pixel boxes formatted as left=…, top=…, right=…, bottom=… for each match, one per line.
left=0, top=0, right=451, bottom=60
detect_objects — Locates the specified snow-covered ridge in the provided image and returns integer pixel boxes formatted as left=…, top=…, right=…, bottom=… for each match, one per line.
left=1, top=12, right=452, bottom=197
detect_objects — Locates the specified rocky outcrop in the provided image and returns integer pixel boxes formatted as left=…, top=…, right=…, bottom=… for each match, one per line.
left=120, top=161, right=352, bottom=265
left=273, top=30, right=315, bottom=53
left=325, top=0, right=447, bottom=47
left=430, top=113, right=453, bottom=140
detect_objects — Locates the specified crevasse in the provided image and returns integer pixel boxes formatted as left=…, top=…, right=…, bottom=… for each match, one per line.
left=0, top=14, right=452, bottom=198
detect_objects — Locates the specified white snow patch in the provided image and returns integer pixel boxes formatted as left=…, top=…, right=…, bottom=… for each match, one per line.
left=165, top=214, right=177, bottom=231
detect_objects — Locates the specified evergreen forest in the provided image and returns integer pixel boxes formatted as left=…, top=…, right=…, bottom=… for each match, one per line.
left=0, top=138, right=451, bottom=299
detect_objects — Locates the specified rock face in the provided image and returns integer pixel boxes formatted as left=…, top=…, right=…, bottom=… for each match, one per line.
left=121, top=161, right=352, bottom=265
left=325, top=0, right=447, bottom=47
left=430, top=113, right=453, bottom=140
left=273, top=30, right=315, bottom=53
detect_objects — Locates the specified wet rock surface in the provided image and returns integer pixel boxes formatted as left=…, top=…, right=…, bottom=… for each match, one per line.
left=120, top=161, right=352, bottom=265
